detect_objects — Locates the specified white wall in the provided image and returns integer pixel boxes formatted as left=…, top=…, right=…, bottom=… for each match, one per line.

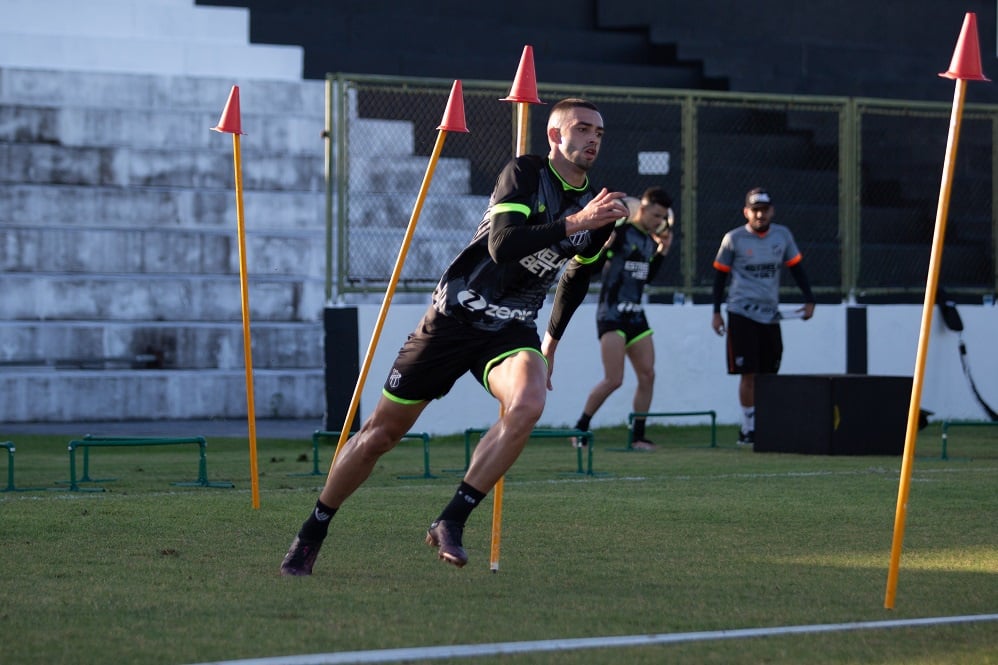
left=342, top=301, right=998, bottom=435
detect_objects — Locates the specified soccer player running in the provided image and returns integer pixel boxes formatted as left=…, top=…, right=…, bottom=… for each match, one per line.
left=569, top=187, right=675, bottom=451
left=711, top=188, right=815, bottom=447
left=281, top=99, right=630, bottom=575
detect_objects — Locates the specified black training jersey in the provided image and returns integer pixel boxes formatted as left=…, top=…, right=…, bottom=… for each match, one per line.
left=596, top=221, right=663, bottom=324
left=431, top=155, right=610, bottom=332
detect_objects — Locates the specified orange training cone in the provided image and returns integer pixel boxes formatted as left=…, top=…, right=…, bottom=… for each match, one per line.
left=501, top=45, right=544, bottom=104
left=437, top=80, right=469, bottom=133
left=212, top=85, right=246, bottom=134
left=939, top=12, right=990, bottom=81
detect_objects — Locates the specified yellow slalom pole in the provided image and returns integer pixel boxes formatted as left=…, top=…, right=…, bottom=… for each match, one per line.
left=490, top=45, right=543, bottom=572
left=490, top=100, right=532, bottom=573
left=230, top=132, right=261, bottom=509
left=328, top=81, right=468, bottom=465
left=884, top=77, right=967, bottom=609
left=212, top=85, right=260, bottom=510
left=328, top=129, right=450, bottom=463
left=885, top=11, right=988, bottom=606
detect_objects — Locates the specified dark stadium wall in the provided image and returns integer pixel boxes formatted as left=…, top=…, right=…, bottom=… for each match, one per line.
left=196, top=0, right=998, bottom=102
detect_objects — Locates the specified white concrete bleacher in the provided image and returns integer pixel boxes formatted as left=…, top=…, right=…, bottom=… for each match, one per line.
left=0, top=0, right=303, bottom=81
left=0, top=0, right=331, bottom=421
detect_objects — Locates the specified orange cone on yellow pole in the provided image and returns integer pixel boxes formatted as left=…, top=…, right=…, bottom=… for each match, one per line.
left=884, top=12, right=989, bottom=609
left=212, top=85, right=260, bottom=509
left=490, top=47, right=544, bottom=573
left=328, top=81, right=469, bottom=465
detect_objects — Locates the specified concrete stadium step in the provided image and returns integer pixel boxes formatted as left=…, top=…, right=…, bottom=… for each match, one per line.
left=0, top=368, right=324, bottom=422
left=0, top=67, right=324, bottom=114
left=0, top=184, right=324, bottom=230
left=0, top=103, right=325, bottom=154
left=0, top=0, right=303, bottom=81
left=0, top=33, right=302, bottom=81
left=695, top=166, right=841, bottom=205
left=349, top=154, right=470, bottom=195
left=0, top=225, right=324, bottom=277
left=0, top=273, right=324, bottom=322
left=0, top=142, right=324, bottom=191
left=696, top=133, right=837, bottom=170
left=0, top=320, right=323, bottom=370
left=347, top=192, right=487, bottom=232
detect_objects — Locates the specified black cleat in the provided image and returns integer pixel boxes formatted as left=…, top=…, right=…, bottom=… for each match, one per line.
left=425, top=520, right=468, bottom=568
left=280, top=535, right=322, bottom=576
left=737, top=430, right=755, bottom=447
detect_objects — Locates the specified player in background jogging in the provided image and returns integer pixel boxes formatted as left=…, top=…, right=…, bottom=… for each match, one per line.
left=569, top=187, right=675, bottom=451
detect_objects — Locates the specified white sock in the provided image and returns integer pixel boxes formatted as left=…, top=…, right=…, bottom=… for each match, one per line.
left=742, top=407, right=755, bottom=433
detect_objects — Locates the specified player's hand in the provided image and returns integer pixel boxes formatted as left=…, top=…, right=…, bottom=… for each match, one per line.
left=654, top=230, right=673, bottom=255
left=712, top=313, right=726, bottom=336
left=800, top=302, right=815, bottom=320
left=565, top=188, right=629, bottom=234
left=541, top=333, right=558, bottom=390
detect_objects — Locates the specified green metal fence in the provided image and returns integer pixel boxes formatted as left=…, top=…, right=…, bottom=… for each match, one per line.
left=324, top=73, right=998, bottom=303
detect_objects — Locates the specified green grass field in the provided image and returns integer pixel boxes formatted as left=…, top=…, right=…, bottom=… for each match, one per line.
left=1, top=423, right=996, bottom=665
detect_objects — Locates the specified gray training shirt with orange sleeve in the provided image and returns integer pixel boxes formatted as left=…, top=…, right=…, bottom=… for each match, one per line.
left=713, top=223, right=803, bottom=324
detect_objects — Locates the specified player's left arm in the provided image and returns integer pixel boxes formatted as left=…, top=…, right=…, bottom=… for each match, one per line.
left=787, top=257, right=816, bottom=320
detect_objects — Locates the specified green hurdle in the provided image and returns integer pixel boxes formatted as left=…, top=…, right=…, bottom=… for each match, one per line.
left=622, top=410, right=718, bottom=451
left=461, top=428, right=596, bottom=476
left=303, top=430, right=436, bottom=479
left=66, top=436, right=234, bottom=492
left=2, top=442, right=14, bottom=492
left=940, top=419, right=998, bottom=460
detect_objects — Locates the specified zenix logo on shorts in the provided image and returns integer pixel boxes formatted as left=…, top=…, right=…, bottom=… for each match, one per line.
left=457, top=290, right=535, bottom=321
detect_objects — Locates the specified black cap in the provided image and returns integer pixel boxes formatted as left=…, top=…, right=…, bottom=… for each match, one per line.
left=745, top=188, right=772, bottom=208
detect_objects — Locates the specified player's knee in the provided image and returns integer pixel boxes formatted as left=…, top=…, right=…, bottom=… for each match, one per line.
left=505, top=395, right=545, bottom=428
left=355, top=422, right=403, bottom=456
left=603, top=374, right=624, bottom=391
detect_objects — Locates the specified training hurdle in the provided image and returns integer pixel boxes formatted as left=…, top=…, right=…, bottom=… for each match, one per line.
left=461, top=428, right=596, bottom=476
left=2, top=441, right=14, bottom=492
left=939, top=420, right=998, bottom=460
left=302, top=430, right=436, bottom=479
left=66, top=435, right=234, bottom=492
left=622, top=410, right=718, bottom=451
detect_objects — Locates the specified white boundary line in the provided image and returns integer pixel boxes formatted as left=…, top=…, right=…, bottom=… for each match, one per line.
left=189, top=613, right=998, bottom=665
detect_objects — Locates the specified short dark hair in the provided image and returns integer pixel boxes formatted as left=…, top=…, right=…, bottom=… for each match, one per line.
left=547, top=98, right=601, bottom=131
left=641, top=186, right=672, bottom=209
left=550, top=98, right=600, bottom=115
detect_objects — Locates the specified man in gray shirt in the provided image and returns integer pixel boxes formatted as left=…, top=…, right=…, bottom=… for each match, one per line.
left=711, top=188, right=815, bottom=446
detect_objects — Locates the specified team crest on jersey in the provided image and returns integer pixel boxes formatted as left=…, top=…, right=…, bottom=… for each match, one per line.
left=388, top=367, right=402, bottom=389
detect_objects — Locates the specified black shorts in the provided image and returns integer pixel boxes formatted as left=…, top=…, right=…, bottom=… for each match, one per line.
left=383, top=306, right=544, bottom=403
left=597, top=313, right=653, bottom=346
left=725, top=312, right=782, bottom=374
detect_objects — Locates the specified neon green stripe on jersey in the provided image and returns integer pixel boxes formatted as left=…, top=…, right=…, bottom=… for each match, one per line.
left=491, top=202, right=531, bottom=217
left=382, top=388, right=424, bottom=405
left=574, top=246, right=607, bottom=264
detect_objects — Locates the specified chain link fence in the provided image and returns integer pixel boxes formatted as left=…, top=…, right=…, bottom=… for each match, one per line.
left=326, top=74, right=997, bottom=303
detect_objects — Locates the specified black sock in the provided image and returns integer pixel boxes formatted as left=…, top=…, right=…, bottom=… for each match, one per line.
left=633, top=418, right=647, bottom=441
left=298, top=498, right=337, bottom=542
left=437, top=481, right=487, bottom=525
left=575, top=413, right=592, bottom=432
